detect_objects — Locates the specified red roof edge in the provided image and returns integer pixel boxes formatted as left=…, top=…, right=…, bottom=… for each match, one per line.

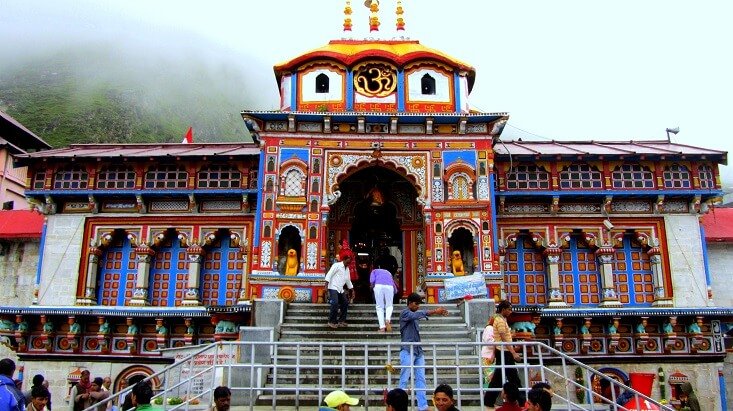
left=0, top=210, right=44, bottom=239
left=701, top=208, right=733, bottom=242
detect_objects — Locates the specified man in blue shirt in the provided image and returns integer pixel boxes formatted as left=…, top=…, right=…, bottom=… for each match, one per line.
left=399, top=293, right=447, bottom=411
left=0, top=358, right=24, bottom=411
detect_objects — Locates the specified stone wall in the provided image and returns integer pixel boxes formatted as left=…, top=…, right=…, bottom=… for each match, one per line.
left=663, top=215, right=709, bottom=306
left=706, top=242, right=733, bottom=307
left=0, top=240, right=39, bottom=306
left=37, top=215, right=85, bottom=305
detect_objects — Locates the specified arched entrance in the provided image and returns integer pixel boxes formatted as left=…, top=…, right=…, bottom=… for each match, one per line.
left=328, top=165, right=423, bottom=302
left=448, top=227, right=476, bottom=274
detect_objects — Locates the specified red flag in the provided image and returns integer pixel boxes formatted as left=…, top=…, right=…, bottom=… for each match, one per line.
left=181, top=127, right=193, bottom=144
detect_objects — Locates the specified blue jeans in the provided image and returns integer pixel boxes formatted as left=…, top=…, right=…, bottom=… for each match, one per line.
left=399, top=348, right=428, bottom=411
left=328, top=289, right=349, bottom=324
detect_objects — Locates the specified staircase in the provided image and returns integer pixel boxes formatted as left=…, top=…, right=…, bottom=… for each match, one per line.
left=257, top=302, right=479, bottom=407
left=85, top=301, right=674, bottom=411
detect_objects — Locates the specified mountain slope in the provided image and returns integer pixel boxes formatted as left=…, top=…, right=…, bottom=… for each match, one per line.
left=0, top=46, right=269, bottom=147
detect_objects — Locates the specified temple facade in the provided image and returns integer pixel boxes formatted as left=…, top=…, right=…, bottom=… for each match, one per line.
left=0, top=1, right=731, bottom=409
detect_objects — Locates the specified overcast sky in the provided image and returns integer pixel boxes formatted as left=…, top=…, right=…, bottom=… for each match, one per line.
left=3, top=0, right=732, bottom=184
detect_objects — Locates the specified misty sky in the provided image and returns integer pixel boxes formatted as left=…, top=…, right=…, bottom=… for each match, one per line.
left=2, top=0, right=732, bottom=185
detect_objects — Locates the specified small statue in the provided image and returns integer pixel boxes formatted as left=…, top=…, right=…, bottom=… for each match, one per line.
left=127, top=323, right=139, bottom=335
left=608, top=322, right=617, bottom=334
left=69, top=322, right=81, bottom=335
left=663, top=322, right=674, bottom=334
left=215, top=320, right=236, bottom=334
left=43, top=321, right=54, bottom=334
left=511, top=321, right=536, bottom=335
left=553, top=324, right=562, bottom=336
left=99, top=321, right=110, bottom=334
left=688, top=322, right=701, bottom=334
left=451, top=250, right=465, bottom=276
left=581, top=323, right=591, bottom=335
left=367, top=186, right=384, bottom=206
left=156, top=324, right=168, bottom=336
left=186, top=324, right=195, bottom=335
left=17, top=321, right=28, bottom=333
left=636, top=322, right=647, bottom=334
left=0, top=319, right=15, bottom=332
left=284, top=249, right=299, bottom=276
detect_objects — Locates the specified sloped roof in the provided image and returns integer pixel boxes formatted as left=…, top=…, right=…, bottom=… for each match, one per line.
left=0, top=110, right=51, bottom=153
left=274, top=39, right=476, bottom=92
left=494, top=140, right=727, bottom=164
left=0, top=210, right=44, bottom=239
left=15, top=142, right=260, bottom=163
left=701, top=208, right=733, bottom=242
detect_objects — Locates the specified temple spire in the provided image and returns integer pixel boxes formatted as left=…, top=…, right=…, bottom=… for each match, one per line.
left=396, top=0, right=405, bottom=31
left=367, top=0, right=380, bottom=32
left=343, top=0, right=353, bottom=32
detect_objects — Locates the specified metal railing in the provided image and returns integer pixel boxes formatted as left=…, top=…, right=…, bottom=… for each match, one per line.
left=85, top=340, right=672, bottom=410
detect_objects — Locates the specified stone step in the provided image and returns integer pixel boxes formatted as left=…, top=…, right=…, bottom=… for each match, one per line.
left=277, top=330, right=473, bottom=341
left=283, top=314, right=465, bottom=323
left=280, top=321, right=468, bottom=339
left=255, top=392, right=486, bottom=407
left=272, top=346, right=477, bottom=357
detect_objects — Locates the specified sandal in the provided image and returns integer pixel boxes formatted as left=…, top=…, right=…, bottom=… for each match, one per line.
left=378, top=328, right=386, bottom=333
left=385, top=322, right=392, bottom=332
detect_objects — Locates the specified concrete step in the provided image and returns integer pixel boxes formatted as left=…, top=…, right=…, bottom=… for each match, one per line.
left=272, top=347, right=478, bottom=358
left=278, top=330, right=472, bottom=341
left=255, top=391, right=486, bottom=407
left=283, top=311, right=465, bottom=328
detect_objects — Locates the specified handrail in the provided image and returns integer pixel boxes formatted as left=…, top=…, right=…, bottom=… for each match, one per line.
left=83, top=340, right=673, bottom=411
left=81, top=342, right=220, bottom=411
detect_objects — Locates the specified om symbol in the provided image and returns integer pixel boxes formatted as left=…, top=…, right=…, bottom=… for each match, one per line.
left=353, top=63, right=397, bottom=98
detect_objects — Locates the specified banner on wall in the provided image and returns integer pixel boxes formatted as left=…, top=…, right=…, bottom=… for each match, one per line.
left=443, top=273, right=488, bottom=301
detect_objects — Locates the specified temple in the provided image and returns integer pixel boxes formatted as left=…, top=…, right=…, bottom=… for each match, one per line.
left=0, top=1, right=731, bottom=409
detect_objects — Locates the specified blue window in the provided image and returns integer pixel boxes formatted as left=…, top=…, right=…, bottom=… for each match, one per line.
left=558, top=236, right=601, bottom=306
left=503, top=237, right=546, bottom=306
left=201, top=236, right=243, bottom=306
left=612, top=236, right=654, bottom=306
left=149, top=234, right=188, bottom=306
left=98, top=234, right=136, bottom=306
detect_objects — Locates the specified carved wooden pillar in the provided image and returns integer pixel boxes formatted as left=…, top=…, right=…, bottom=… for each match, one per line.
left=596, top=246, right=622, bottom=307
left=544, top=247, right=568, bottom=307
left=608, top=317, right=621, bottom=353
left=182, top=244, right=204, bottom=307
left=648, top=245, right=672, bottom=307
left=580, top=317, right=593, bottom=354
left=238, top=238, right=250, bottom=304
left=129, top=244, right=154, bottom=306
left=78, top=246, right=102, bottom=305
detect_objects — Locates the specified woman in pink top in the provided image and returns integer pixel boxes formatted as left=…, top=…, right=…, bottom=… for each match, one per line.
left=481, top=316, right=496, bottom=386
left=370, top=264, right=397, bottom=332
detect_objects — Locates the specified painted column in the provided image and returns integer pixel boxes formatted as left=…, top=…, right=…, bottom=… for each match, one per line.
left=498, top=245, right=506, bottom=301
left=182, top=244, right=204, bottom=306
left=649, top=244, right=673, bottom=307
left=596, top=246, right=622, bottom=307
left=79, top=246, right=102, bottom=305
left=238, top=237, right=250, bottom=304
left=544, top=247, right=569, bottom=308
left=128, top=244, right=154, bottom=306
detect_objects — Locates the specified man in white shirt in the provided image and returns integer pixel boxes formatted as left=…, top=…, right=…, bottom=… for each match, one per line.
left=324, top=254, right=354, bottom=329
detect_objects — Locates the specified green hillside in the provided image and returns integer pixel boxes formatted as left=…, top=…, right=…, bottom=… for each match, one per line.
left=0, top=48, right=265, bottom=147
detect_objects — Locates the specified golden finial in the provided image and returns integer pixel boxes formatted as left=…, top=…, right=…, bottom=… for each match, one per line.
left=396, top=0, right=405, bottom=31
left=343, top=0, right=353, bottom=32
left=366, top=0, right=380, bottom=32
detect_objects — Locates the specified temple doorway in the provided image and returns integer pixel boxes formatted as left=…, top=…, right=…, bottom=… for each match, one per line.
left=448, top=227, right=475, bottom=274
left=328, top=165, right=423, bottom=303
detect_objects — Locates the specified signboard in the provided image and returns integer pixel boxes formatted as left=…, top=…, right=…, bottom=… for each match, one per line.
left=443, top=273, right=488, bottom=301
